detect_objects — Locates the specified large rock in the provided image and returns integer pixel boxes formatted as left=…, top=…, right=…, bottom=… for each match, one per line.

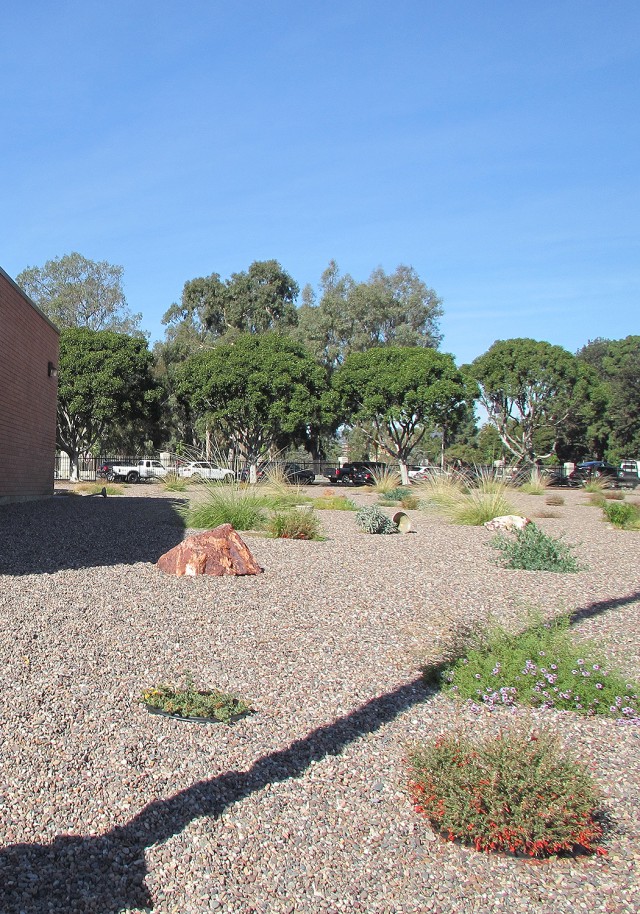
left=157, top=525, right=262, bottom=576
left=484, top=514, right=531, bottom=533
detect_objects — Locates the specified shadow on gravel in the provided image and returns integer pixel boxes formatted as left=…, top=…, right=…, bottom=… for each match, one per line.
left=0, top=677, right=427, bottom=913
left=569, top=590, right=640, bottom=625
left=0, top=497, right=185, bottom=574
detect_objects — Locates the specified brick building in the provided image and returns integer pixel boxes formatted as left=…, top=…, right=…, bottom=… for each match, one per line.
left=0, top=266, right=59, bottom=503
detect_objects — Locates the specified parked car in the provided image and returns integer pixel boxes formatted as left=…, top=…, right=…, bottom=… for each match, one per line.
left=408, top=465, right=431, bottom=479
left=282, top=463, right=315, bottom=484
left=618, top=459, right=640, bottom=488
left=573, top=461, right=619, bottom=483
left=327, top=461, right=388, bottom=486
left=179, top=461, right=234, bottom=481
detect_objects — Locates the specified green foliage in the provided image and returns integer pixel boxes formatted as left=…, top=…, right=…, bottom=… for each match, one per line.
left=162, top=472, right=189, bottom=492
left=470, top=338, right=582, bottom=463
left=355, top=505, right=398, bottom=534
left=142, top=674, right=252, bottom=723
left=408, top=726, right=604, bottom=857
left=175, top=333, right=326, bottom=475
left=183, top=484, right=267, bottom=531
left=57, top=328, right=160, bottom=476
left=312, top=494, right=358, bottom=511
left=490, top=523, right=584, bottom=572
left=442, top=615, right=639, bottom=721
left=294, top=260, right=443, bottom=371
left=333, top=346, right=471, bottom=477
left=267, top=509, right=322, bottom=540
left=382, top=486, right=411, bottom=501
left=602, top=501, right=640, bottom=529
left=17, top=252, right=143, bottom=334
left=518, top=467, right=550, bottom=495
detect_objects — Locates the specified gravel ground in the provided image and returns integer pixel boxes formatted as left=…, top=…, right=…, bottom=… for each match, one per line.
left=0, top=483, right=638, bottom=914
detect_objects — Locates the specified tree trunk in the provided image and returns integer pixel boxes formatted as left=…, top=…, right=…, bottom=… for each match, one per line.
left=249, top=462, right=258, bottom=485
left=399, top=461, right=410, bottom=486
left=70, top=453, right=80, bottom=481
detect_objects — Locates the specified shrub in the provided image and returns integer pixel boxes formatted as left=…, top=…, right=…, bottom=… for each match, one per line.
left=312, top=494, right=357, bottom=511
left=400, top=493, right=419, bottom=510
left=355, top=505, right=398, bottom=534
left=533, top=510, right=559, bottom=519
left=267, top=509, right=322, bottom=540
left=603, top=490, right=625, bottom=500
left=602, top=501, right=640, bottom=530
left=490, top=523, right=584, bottom=572
left=442, top=615, right=639, bottom=721
left=545, top=493, right=565, bottom=506
left=408, top=726, right=604, bottom=857
left=142, top=674, right=252, bottom=723
left=182, top=483, right=267, bottom=531
left=382, top=486, right=411, bottom=501
left=583, top=478, right=607, bottom=493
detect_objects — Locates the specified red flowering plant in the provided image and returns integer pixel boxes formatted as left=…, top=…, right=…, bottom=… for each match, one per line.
left=408, top=726, right=606, bottom=857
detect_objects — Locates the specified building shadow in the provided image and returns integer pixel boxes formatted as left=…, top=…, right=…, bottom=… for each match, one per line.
left=0, top=677, right=426, bottom=913
left=0, top=496, right=185, bottom=574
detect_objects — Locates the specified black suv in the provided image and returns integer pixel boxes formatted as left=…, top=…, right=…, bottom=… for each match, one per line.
left=327, top=461, right=388, bottom=485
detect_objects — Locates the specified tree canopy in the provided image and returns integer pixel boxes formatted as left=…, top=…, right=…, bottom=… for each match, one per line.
left=295, top=261, right=443, bottom=371
left=469, top=338, right=582, bottom=464
left=161, top=260, right=299, bottom=358
left=17, top=252, right=143, bottom=335
left=57, top=329, right=159, bottom=478
left=332, top=346, right=469, bottom=483
left=174, top=333, right=326, bottom=481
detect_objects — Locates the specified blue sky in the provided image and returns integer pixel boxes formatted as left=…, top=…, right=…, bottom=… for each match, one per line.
left=2, top=0, right=638, bottom=365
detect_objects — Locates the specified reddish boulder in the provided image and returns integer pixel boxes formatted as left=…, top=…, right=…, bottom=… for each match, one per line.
left=157, top=524, right=262, bottom=577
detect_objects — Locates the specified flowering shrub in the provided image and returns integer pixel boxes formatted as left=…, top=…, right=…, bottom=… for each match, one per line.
left=442, top=616, right=639, bottom=723
left=408, top=727, right=605, bottom=857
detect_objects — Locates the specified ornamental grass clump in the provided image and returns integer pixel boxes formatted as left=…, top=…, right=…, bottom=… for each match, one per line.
left=490, top=523, right=584, bottom=572
left=370, top=466, right=402, bottom=494
left=408, top=726, right=605, bottom=857
left=602, top=501, right=640, bottom=530
left=355, top=505, right=398, bottom=534
left=519, top=467, right=550, bottom=495
left=441, top=615, right=640, bottom=722
left=142, top=675, right=252, bottom=723
left=545, top=493, right=565, bottom=506
left=162, top=471, right=189, bottom=492
left=447, top=489, right=516, bottom=526
left=267, top=509, right=322, bottom=540
left=182, top=483, right=267, bottom=531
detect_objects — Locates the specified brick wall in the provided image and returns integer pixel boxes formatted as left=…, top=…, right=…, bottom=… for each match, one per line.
left=0, top=267, right=59, bottom=502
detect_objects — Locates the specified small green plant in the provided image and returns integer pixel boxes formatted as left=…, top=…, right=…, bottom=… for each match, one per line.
left=370, top=465, right=402, bottom=493
left=441, top=614, right=639, bottom=722
left=76, top=482, right=124, bottom=495
left=448, top=490, right=516, bottom=526
left=182, top=483, right=267, bottom=531
left=408, top=726, right=605, bottom=857
left=490, top=522, right=584, bottom=572
left=355, top=505, right=398, bottom=534
left=602, top=501, right=640, bottom=530
left=142, top=674, right=252, bottom=723
left=583, top=478, right=608, bottom=493
left=162, top=471, right=189, bottom=492
left=400, top=493, right=419, bottom=510
left=381, top=486, right=411, bottom=501
left=545, top=493, right=565, bottom=506
left=519, top=467, right=550, bottom=495
left=267, top=509, right=322, bottom=539
left=312, top=494, right=357, bottom=511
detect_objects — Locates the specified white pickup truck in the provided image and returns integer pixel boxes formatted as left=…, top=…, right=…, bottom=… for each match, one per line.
left=107, top=459, right=169, bottom=483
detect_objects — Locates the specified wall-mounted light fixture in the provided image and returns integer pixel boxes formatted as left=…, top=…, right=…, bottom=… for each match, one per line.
left=48, top=362, right=58, bottom=378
